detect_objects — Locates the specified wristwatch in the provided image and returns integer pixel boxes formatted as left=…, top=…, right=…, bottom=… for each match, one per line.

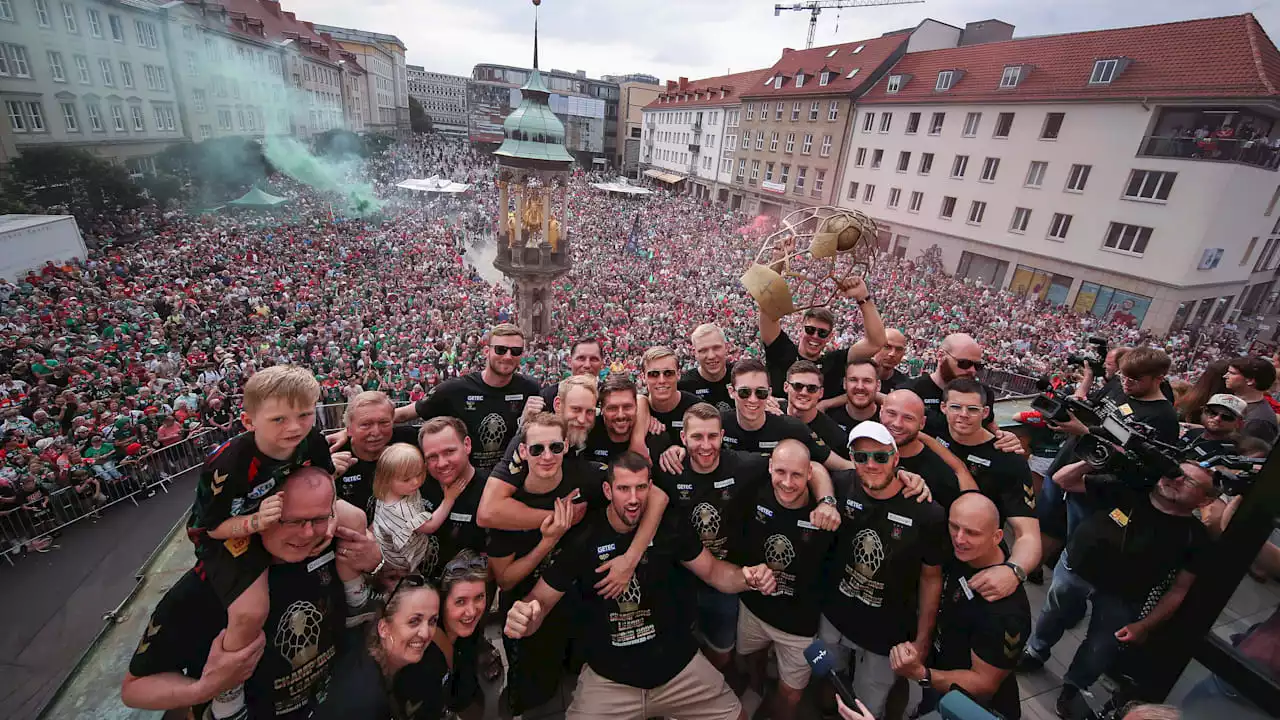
left=856, top=295, right=873, bottom=306
left=919, top=667, right=932, bottom=688
left=819, top=495, right=837, bottom=507
left=1003, top=561, right=1028, bottom=584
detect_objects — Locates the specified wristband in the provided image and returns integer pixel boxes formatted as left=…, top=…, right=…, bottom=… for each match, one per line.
left=856, top=295, right=873, bottom=306
left=919, top=667, right=932, bottom=688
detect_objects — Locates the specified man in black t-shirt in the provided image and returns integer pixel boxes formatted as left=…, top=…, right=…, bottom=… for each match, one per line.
left=681, top=323, right=735, bottom=412
left=641, top=346, right=701, bottom=447
left=504, top=452, right=777, bottom=720
left=910, top=333, right=996, bottom=437
left=417, top=417, right=489, bottom=581
left=1020, top=460, right=1213, bottom=718
left=537, top=337, right=605, bottom=406
left=329, top=391, right=419, bottom=521
left=1183, top=393, right=1245, bottom=460
left=486, top=375, right=602, bottom=488
left=757, top=277, right=885, bottom=399
left=874, top=328, right=912, bottom=394
left=782, top=360, right=849, bottom=458
left=827, top=358, right=882, bottom=433
left=891, top=493, right=1031, bottom=720
left=585, top=374, right=670, bottom=464
left=820, top=422, right=948, bottom=719
left=880, top=389, right=975, bottom=508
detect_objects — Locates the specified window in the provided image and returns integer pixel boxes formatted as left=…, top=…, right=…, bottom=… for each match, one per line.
left=62, top=3, right=76, bottom=33
left=74, top=54, right=90, bottom=84
left=962, top=112, right=981, bottom=137
left=968, top=200, right=986, bottom=224
left=736, top=158, right=745, bottom=182
left=820, top=135, right=831, bottom=157
left=144, top=64, right=157, bottom=90
left=1000, top=66, right=1021, bottom=88
left=919, top=152, right=934, bottom=175
left=131, top=104, right=144, bottom=131
left=1040, top=112, right=1065, bottom=140
left=802, top=133, right=813, bottom=154
left=61, top=101, right=78, bottom=131
left=742, top=130, right=751, bottom=148
left=765, top=162, right=775, bottom=182
left=42, top=51, right=64, bottom=83
left=852, top=44, right=864, bottom=54
left=1010, top=207, right=1031, bottom=233
left=878, top=113, right=891, bottom=133
left=940, top=196, right=956, bottom=219
left=828, top=100, right=838, bottom=121
left=34, top=0, right=49, bottom=26
left=909, top=191, right=923, bottom=213
left=862, top=112, right=875, bottom=133
left=1066, top=164, right=1091, bottom=192
left=862, top=183, right=874, bottom=202
left=193, top=88, right=206, bottom=112
left=750, top=160, right=760, bottom=182
left=815, top=170, right=826, bottom=196
left=929, top=112, right=944, bottom=135
left=1025, top=161, right=1047, bottom=187
left=779, top=164, right=789, bottom=185
left=1048, top=213, right=1072, bottom=240
left=897, top=151, right=910, bottom=172
left=120, top=61, right=134, bottom=88
left=935, top=70, right=954, bottom=91
left=886, top=74, right=902, bottom=93
left=775, top=102, right=783, bottom=121
left=746, top=104, right=754, bottom=121
left=0, top=0, right=11, bottom=21
left=870, top=149, right=883, bottom=168
left=845, top=67, right=859, bottom=80
left=111, top=105, right=125, bottom=130
left=848, top=181, right=859, bottom=200
left=795, top=167, right=807, bottom=193
left=905, top=112, right=920, bottom=134
left=888, top=187, right=901, bottom=208
left=200, top=124, right=211, bottom=139
left=5, top=100, right=44, bottom=131
left=1090, top=59, right=1118, bottom=84
left=99, top=59, right=114, bottom=86
left=791, top=102, right=800, bottom=121
left=1104, top=222, right=1153, bottom=255
left=980, top=157, right=999, bottom=182
left=855, top=147, right=866, bottom=167
left=1123, top=170, right=1176, bottom=201
left=993, top=112, right=1014, bottom=138
left=819, top=71, right=830, bottom=86
left=0, top=44, right=28, bottom=78
left=785, top=132, right=795, bottom=153
left=108, top=14, right=124, bottom=41
left=86, top=103, right=102, bottom=131
left=950, top=154, right=968, bottom=178
left=136, top=20, right=158, bottom=48
left=795, top=73, right=805, bottom=88
left=769, top=132, right=778, bottom=152
left=755, top=132, right=764, bottom=151
left=187, top=52, right=198, bottom=77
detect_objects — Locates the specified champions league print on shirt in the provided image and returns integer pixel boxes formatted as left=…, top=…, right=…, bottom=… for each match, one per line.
left=610, top=574, right=655, bottom=647
left=838, top=527, right=887, bottom=607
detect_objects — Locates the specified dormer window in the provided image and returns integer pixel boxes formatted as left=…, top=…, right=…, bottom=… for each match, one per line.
left=886, top=74, right=902, bottom=93
left=796, top=73, right=805, bottom=88
left=819, top=71, right=831, bottom=86
left=774, top=75, right=784, bottom=89
left=1000, top=66, right=1022, bottom=88
left=719, top=89, right=726, bottom=99
left=1090, top=58, right=1120, bottom=84
left=851, top=44, right=864, bottom=54
left=935, top=70, right=954, bottom=91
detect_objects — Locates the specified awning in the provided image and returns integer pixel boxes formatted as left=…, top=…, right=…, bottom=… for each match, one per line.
left=590, top=180, right=653, bottom=196
left=642, top=169, right=686, bottom=184
left=395, top=176, right=471, bottom=193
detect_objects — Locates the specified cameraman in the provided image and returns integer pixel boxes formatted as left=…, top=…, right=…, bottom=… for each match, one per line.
left=1017, top=459, right=1214, bottom=718
left=1072, top=346, right=1129, bottom=405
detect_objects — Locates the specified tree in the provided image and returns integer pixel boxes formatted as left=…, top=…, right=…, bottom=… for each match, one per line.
left=8, top=146, right=143, bottom=216
left=156, top=136, right=272, bottom=203
left=409, top=97, right=433, bottom=134
left=313, top=129, right=364, bottom=159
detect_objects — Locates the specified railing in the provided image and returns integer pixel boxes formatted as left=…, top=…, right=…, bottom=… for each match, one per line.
left=902, top=362, right=1040, bottom=399
left=1139, top=135, right=1280, bottom=171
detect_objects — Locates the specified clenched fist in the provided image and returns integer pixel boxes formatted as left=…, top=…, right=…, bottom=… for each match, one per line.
left=505, top=599, right=542, bottom=639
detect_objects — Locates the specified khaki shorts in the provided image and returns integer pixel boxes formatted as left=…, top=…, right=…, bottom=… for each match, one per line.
left=565, top=653, right=741, bottom=720
left=736, top=600, right=814, bottom=690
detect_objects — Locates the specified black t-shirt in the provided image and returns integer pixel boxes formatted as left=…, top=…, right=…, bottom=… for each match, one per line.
left=335, top=425, right=421, bottom=521
left=1183, top=429, right=1238, bottom=462
left=809, top=410, right=852, bottom=460
left=826, top=403, right=879, bottom=437
left=733, top=484, right=834, bottom=637
left=413, top=371, right=541, bottom=470
left=648, top=391, right=700, bottom=447
left=128, top=551, right=346, bottom=718
left=654, top=449, right=770, bottom=561
left=391, top=646, right=448, bottom=720
left=823, top=470, right=949, bottom=654
left=1066, top=484, right=1210, bottom=602
left=720, top=410, right=832, bottom=463
left=679, top=364, right=735, bottom=413
left=583, top=416, right=672, bottom=466
left=880, top=369, right=911, bottom=394
left=419, top=468, right=490, bottom=581
left=1113, top=396, right=1180, bottom=444
left=542, top=509, right=704, bottom=689
left=933, top=556, right=1031, bottom=720
left=763, top=331, right=848, bottom=399
left=898, top=444, right=964, bottom=512
left=310, top=642, right=390, bottom=720
left=935, top=430, right=1036, bottom=522
left=911, top=374, right=995, bottom=437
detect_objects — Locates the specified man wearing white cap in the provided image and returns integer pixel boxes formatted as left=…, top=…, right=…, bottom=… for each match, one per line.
left=1184, top=393, right=1246, bottom=457
left=817, top=421, right=949, bottom=718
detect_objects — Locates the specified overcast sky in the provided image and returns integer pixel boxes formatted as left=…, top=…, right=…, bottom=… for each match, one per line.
left=304, top=0, right=1280, bottom=83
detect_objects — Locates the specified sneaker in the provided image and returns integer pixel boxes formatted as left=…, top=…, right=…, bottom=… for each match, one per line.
left=1055, top=685, right=1081, bottom=719
left=1016, top=649, right=1046, bottom=673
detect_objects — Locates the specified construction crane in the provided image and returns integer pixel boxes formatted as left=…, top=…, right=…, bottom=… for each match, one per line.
left=774, top=0, right=925, bottom=49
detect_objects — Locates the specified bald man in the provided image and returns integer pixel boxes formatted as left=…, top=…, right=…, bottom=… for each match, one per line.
left=910, top=334, right=995, bottom=436
left=890, top=492, right=1031, bottom=720
left=873, top=329, right=912, bottom=394
left=880, top=390, right=975, bottom=510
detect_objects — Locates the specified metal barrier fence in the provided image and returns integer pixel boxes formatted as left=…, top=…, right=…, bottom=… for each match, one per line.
left=903, top=364, right=1041, bottom=399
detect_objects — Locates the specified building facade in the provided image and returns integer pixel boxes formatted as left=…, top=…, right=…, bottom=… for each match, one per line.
left=604, top=73, right=660, bottom=175
left=837, top=13, right=1280, bottom=333
left=312, top=24, right=409, bottom=138
left=406, top=64, right=467, bottom=135
left=0, top=0, right=187, bottom=172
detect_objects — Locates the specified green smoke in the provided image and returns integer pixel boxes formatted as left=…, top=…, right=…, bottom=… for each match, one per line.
left=261, top=135, right=381, bottom=216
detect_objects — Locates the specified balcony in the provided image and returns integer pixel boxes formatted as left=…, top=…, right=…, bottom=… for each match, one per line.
left=689, top=143, right=701, bottom=154
left=692, top=120, right=702, bottom=133
left=1139, top=136, right=1280, bottom=171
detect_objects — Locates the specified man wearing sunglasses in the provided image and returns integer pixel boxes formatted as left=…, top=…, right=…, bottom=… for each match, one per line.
left=827, top=358, right=882, bottom=435
left=485, top=376, right=602, bottom=489
left=910, top=333, right=995, bottom=437
left=641, top=346, right=701, bottom=448
left=757, top=276, right=886, bottom=401
left=681, top=323, right=736, bottom=413
left=1182, top=393, right=1245, bottom=457
left=820, top=422, right=948, bottom=720
left=123, top=466, right=383, bottom=719
left=782, top=360, right=850, bottom=459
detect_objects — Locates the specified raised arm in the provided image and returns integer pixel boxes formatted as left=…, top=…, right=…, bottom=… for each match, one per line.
left=758, top=305, right=784, bottom=347
left=477, top=475, right=551, bottom=531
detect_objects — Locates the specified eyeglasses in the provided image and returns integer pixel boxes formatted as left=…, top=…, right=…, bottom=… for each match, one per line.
left=852, top=449, right=896, bottom=464
left=646, top=369, right=677, bottom=379
left=492, top=345, right=524, bottom=357
left=736, top=387, right=771, bottom=400
left=527, top=441, right=566, bottom=457
left=803, top=325, right=832, bottom=339
left=1203, top=408, right=1238, bottom=421
left=278, top=509, right=335, bottom=530
left=944, top=350, right=985, bottom=372
left=789, top=381, right=821, bottom=394
left=945, top=403, right=985, bottom=416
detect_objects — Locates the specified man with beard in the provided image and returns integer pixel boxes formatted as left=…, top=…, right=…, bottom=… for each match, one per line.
left=911, top=334, right=996, bottom=436
left=585, top=374, right=671, bottom=464
left=757, top=277, right=886, bottom=400
left=417, top=416, right=489, bottom=581
left=783, top=360, right=850, bottom=459
left=880, top=389, right=977, bottom=504
left=681, top=323, right=735, bottom=412
left=641, top=346, right=701, bottom=447
left=827, top=359, right=881, bottom=433
left=1183, top=394, right=1245, bottom=458
left=505, top=452, right=777, bottom=720
left=874, top=329, right=912, bottom=394
left=328, top=391, right=419, bottom=521
left=538, top=338, right=605, bottom=406
left=820, top=422, right=948, bottom=719
left=485, top=375, right=600, bottom=487
left=733, top=440, right=838, bottom=720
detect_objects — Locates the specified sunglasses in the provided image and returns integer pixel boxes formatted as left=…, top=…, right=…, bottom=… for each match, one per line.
left=527, top=441, right=566, bottom=457
left=1203, top=408, right=1239, bottom=421
left=852, top=449, right=896, bottom=464
left=789, top=381, right=821, bottom=394
left=492, top=345, right=524, bottom=357
left=646, top=369, right=677, bottom=379
left=803, top=325, right=832, bottom=339
left=441, top=553, right=489, bottom=578
left=944, top=350, right=984, bottom=371
left=736, top=387, right=771, bottom=400
left=388, top=572, right=429, bottom=605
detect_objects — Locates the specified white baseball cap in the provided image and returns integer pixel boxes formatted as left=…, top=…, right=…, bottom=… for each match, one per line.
left=847, top=421, right=897, bottom=451
left=1206, top=394, right=1247, bottom=419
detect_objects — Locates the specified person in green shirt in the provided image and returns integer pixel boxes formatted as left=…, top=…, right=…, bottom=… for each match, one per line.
left=83, top=434, right=124, bottom=482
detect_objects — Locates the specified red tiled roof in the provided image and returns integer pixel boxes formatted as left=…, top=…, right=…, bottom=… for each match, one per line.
left=860, top=13, right=1280, bottom=104
left=191, top=0, right=338, bottom=62
left=643, top=68, right=775, bottom=110
left=740, top=32, right=909, bottom=100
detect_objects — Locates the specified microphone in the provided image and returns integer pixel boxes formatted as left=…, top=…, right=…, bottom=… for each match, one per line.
left=804, top=639, right=858, bottom=711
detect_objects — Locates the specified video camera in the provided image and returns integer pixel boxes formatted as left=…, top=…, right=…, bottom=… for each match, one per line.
left=1066, top=336, right=1109, bottom=378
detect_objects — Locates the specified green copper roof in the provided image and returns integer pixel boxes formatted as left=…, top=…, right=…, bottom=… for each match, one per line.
left=494, top=68, right=574, bottom=164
